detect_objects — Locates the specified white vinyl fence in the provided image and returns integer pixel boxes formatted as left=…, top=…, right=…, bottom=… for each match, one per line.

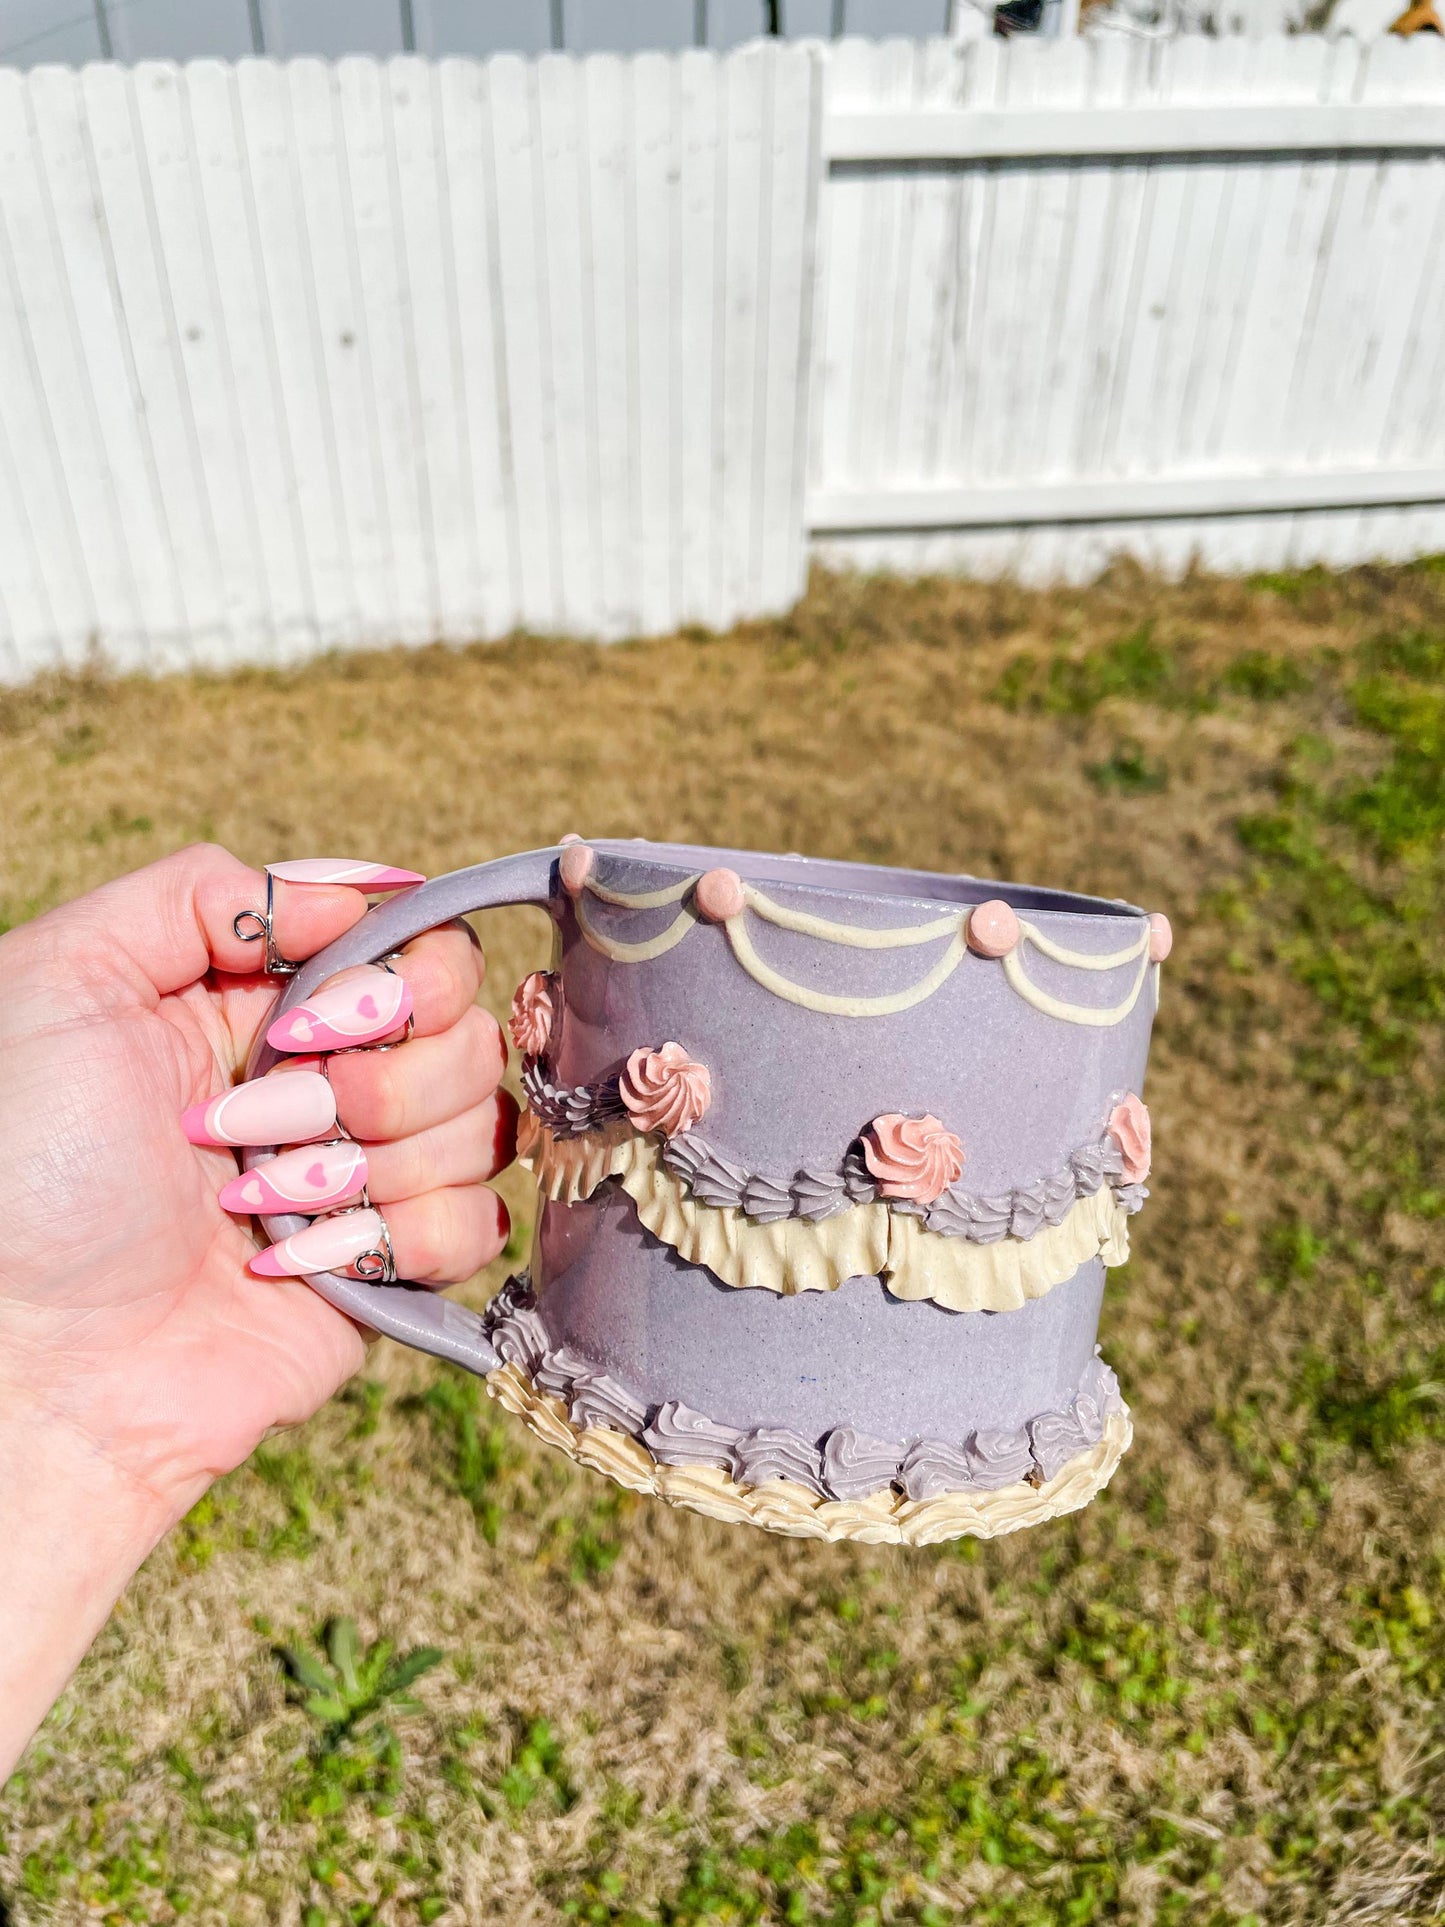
left=2, top=34, right=1445, bottom=679
left=809, top=33, right=1445, bottom=584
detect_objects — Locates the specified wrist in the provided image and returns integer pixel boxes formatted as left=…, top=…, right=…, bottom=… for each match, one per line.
left=0, top=1392, right=186, bottom=1782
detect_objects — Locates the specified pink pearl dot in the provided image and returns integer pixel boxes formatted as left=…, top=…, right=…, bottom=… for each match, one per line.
left=694, top=866, right=746, bottom=923
left=967, top=899, right=1020, bottom=959
left=1148, top=912, right=1173, bottom=963
left=559, top=831, right=584, bottom=845
left=559, top=843, right=595, bottom=898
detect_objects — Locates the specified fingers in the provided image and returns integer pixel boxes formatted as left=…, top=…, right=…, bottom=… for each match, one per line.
left=187, top=903, right=516, bottom=1292
left=37, top=845, right=422, bottom=1002
left=217, top=1092, right=518, bottom=1212
left=380, top=1187, right=512, bottom=1283
left=325, top=1005, right=508, bottom=1143
left=250, top=1188, right=510, bottom=1286
left=265, top=924, right=483, bottom=1054
left=364, top=1091, right=518, bottom=1202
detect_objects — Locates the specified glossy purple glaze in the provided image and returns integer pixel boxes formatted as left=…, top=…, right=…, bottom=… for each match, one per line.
left=538, top=1193, right=1109, bottom=1441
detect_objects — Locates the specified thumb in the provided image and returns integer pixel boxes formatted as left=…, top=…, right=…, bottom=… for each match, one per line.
left=16, top=844, right=372, bottom=1010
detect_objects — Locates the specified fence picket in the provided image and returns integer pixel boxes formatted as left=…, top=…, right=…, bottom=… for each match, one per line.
left=676, top=48, right=721, bottom=626
left=133, top=62, right=274, bottom=663
left=22, top=65, right=171, bottom=666
left=577, top=54, right=633, bottom=637
left=437, top=55, right=518, bottom=635
left=237, top=57, right=356, bottom=650
left=487, top=55, right=563, bottom=632
left=185, top=60, right=312, bottom=659
left=631, top=51, right=678, bottom=634
left=534, top=53, right=600, bottom=634
left=0, top=68, right=92, bottom=670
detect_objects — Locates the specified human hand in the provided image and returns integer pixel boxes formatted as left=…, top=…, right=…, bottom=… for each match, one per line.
left=0, top=845, right=515, bottom=1776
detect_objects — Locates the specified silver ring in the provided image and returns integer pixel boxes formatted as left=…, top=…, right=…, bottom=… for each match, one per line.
left=232, top=870, right=300, bottom=976
left=352, top=1212, right=396, bottom=1284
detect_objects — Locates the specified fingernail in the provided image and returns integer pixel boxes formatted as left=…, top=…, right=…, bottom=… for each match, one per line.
left=182, top=1071, right=336, bottom=1147
left=266, top=966, right=412, bottom=1052
left=250, top=1208, right=389, bottom=1278
left=219, top=1140, right=368, bottom=1215
left=267, top=859, right=424, bottom=889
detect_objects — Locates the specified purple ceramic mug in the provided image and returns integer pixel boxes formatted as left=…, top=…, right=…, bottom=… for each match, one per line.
left=244, top=839, right=1168, bottom=1544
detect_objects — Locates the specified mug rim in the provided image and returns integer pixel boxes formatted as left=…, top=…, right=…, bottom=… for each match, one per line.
left=589, top=837, right=1145, bottom=922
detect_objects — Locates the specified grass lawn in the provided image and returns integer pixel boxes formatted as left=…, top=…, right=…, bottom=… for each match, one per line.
left=0, top=561, right=1443, bottom=1925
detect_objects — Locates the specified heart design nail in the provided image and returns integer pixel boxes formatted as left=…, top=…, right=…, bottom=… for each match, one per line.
left=218, top=1140, right=368, bottom=1215
left=266, top=966, right=413, bottom=1054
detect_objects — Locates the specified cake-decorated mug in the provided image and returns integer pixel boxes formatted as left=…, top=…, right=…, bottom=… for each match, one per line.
left=243, top=840, right=1167, bottom=1544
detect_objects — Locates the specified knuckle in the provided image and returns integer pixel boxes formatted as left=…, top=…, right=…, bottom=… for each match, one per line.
left=467, top=1005, right=507, bottom=1076
left=440, top=947, right=477, bottom=1019
left=380, top=1137, right=422, bottom=1199
left=356, top=1057, right=405, bottom=1138
left=406, top=1201, right=446, bottom=1278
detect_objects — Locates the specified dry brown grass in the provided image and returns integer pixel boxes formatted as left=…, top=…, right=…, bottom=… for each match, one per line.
left=1, top=560, right=1443, bottom=1926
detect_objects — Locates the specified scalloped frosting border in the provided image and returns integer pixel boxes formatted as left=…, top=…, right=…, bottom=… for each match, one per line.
left=483, top=1359, right=1133, bottom=1544
left=568, top=858, right=1162, bottom=1030
left=517, top=1111, right=1131, bottom=1311
left=521, top=1059, right=1148, bottom=1238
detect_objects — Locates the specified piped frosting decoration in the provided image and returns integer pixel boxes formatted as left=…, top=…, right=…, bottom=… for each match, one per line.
left=862, top=1112, right=966, bottom=1205
left=619, top=1042, right=712, bottom=1137
left=509, top=971, right=557, bottom=1058
left=481, top=1276, right=1131, bottom=1543
left=1107, top=1092, right=1152, bottom=1184
left=565, top=853, right=1165, bottom=1029
left=520, top=1058, right=1149, bottom=1294
left=516, top=1109, right=1133, bottom=1311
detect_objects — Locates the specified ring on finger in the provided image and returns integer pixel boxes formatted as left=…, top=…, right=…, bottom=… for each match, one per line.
left=233, top=870, right=300, bottom=976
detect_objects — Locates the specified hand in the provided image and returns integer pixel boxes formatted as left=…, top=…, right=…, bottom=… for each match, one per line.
left=0, top=846, right=516, bottom=1777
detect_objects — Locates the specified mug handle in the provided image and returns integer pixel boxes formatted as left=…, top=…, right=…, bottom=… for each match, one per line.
left=239, top=846, right=561, bottom=1375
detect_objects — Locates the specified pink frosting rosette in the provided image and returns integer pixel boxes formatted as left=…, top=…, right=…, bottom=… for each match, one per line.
left=1108, top=1092, right=1151, bottom=1182
left=509, top=971, right=556, bottom=1058
left=619, top=1042, right=711, bottom=1138
left=862, top=1112, right=965, bottom=1206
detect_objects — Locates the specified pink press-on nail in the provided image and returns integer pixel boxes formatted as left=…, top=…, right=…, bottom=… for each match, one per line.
left=265, top=966, right=412, bottom=1052
left=250, top=1208, right=389, bottom=1278
left=267, top=859, right=424, bottom=889
left=218, top=1140, right=368, bottom=1216
left=181, top=1071, right=336, bottom=1147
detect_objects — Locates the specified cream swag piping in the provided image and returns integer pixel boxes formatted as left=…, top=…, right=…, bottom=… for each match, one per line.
left=569, top=860, right=1160, bottom=1030
left=517, top=1112, right=1131, bottom=1312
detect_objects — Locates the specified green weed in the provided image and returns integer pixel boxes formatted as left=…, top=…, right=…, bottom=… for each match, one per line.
left=1295, top=1350, right=1445, bottom=1465
left=405, top=1368, right=509, bottom=1544
left=498, top=1718, right=575, bottom=1815
left=1085, top=739, right=1168, bottom=794
left=1248, top=564, right=1335, bottom=603
left=1217, top=649, right=1310, bottom=701
left=991, top=623, right=1182, bottom=715
left=279, top=1619, right=444, bottom=1749
left=545, top=1488, right=631, bottom=1584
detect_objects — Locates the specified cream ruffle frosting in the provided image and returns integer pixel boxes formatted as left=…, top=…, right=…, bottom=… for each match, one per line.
left=517, top=1112, right=1131, bottom=1313
left=484, top=1359, right=1132, bottom=1544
